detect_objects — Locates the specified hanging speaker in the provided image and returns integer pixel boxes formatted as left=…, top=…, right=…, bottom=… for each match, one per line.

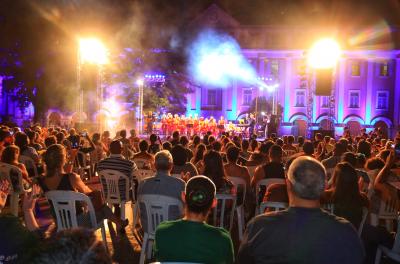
left=315, top=68, right=333, bottom=96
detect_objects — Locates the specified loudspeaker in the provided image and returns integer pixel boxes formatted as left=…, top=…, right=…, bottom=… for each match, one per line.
left=315, top=68, right=333, bottom=96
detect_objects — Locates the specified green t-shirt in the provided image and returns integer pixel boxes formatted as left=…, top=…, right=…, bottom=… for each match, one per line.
left=154, top=219, right=234, bottom=264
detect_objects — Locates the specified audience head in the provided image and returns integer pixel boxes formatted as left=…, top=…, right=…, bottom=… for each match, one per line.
left=203, top=150, right=225, bottom=189
left=250, top=139, right=258, bottom=152
left=120, top=129, right=127, bottom=139
left=32, top=228, right=111, bottom=264
left=287, top=156, right=326, bottom=201
left=162, top=141, right=172, bottom=152
left=333, top=142, right=346, bottom=156
left=269, top=145, right=283, bottom=162
left=1, top=145, right=20, bottom=164
left=297, top=136, right=304, bottom=146
left=192, top=135, right=201, bottom=146
left=14, top=131, right=29, bottom=150
left=241, top=139, right=249, bottom=151
left=44, top=144, right=66, bottom=176
left=303, top=141, right=314, bottom=156
left=149, top=134, right=158, bottom=144
left=357, top=140, right=372, bottom=158
left=172, top=131, right=180, bottom=140
left=139, top=140, right=149, bottom=152
left=109, top=140, right=123, bottom=155
left=276, top=138, right=284, bottom=147
left=341, top=152, right=357, bottom=167
left=184, top=176, right=216, bottom=216
left=226, top=146, right=240, bottom=163
left=179, top=136, right=189, bottom=147
left=332, top=162, right=362, bottom=206
left=56, top=132, right=65, bottom=144
left=193, top=143, right=206, bottom=163
left=0, top=129, right=13, bottom=145
left=130, top=129, right=136, bottom=137
left=44, top=136, right=57, bottom=148
left=92, top=133, right=100, bottom=144
left=170, top=144, right=188, bottom=166
left=212, top=141, right=222, bottom=152
left=155, top=150, right=173, bottom=172
left=288, top=135, right=295, bottom=145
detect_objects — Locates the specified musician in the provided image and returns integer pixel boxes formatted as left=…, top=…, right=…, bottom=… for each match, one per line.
left=179, top=115, right=186, bottom=135
left=145, top=111, right=155, bottom=135
left=218, top=116, right=226, bottom=135
left=161, top=114, right=168, bottom=136
left=193, top=115, right=200, bottom=135
left=167, top=113, right=174, bottom=136
left=186, top=115, right=194, bottom=136
left=248, top=113, right=256, bottom=137
left=209, top=116, right=217, bottom=135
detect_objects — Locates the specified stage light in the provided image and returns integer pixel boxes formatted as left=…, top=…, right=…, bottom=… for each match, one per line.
left=308, top=38, right=341, bottom=69
left=79, top=38, right=108, bottom=65
left=136, top=79, right=144, bottom=86
left=261, top=112, right=266, bottom=116
left=266, top=83, right=279, bottom=92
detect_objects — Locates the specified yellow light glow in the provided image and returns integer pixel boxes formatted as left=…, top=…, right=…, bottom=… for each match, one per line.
left=308, top=38, right=341, bottom=69
left=136, top=79, right=144, bottom=86
left=79, top=38, right=108, bottom=65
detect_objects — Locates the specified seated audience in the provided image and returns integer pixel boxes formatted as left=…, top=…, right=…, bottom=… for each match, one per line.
left=38, top=144, right=128, bottom=232
left=1, top=145, right=31, bottom=185
left=154, top=176, right=234, bottom=264
left=148, top=133, right=161, bottom=154
left=132, top=140, right=155, bottom=169
left=170, top=144, right=198, bottom=177
left=179, top=136, right=194, bottom=161
left=137, top=150, right=185, bottom=231
left=14, top=131, right=39, bottom=163
left=238, top=156, right=365, bottom=264
left=252, top=144, right=285, bottom=188
left=202, top=150, right=233, bottom=194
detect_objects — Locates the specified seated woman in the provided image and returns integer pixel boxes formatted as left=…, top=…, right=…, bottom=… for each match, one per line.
left=321, top=162, right=369, bottom=229
left=203, top=150, right=233, bottom=194
left=132, top=140, right=154, bottom=170
left=190, top=143, right=206, bottom=173
left=38, top=144, right=127, bottom=232
left=1, top=145, right=31, bottom=187
left=170, top=144, right=198, bottom=178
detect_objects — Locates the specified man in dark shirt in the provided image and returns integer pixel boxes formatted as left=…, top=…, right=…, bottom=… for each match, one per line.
left=238, top=156, right=365, bottom=264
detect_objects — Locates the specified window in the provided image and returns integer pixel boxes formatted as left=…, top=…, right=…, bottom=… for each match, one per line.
left=321, top=96, right=330, bottom=108
left=271, top=60, right=279, bottom=77
left=207, top=90, right=217, bottom=106
left=349, top=90, right=360, bottom=108
left=351, top=62, right=360, bottom=76
left=243, top=89, right=252, bottom=106
left=379, top=62, right=389, bottom=77
left=295, top=90, right=306, bottom=107
left=376, top=91, right=389, bottom=110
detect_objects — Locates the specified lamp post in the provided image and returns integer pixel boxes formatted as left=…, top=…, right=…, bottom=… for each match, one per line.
left=308, top=38, right=341, bottom=132
left=136, top=79, right=144, bottom=135
left=77, top=38, right=108, bottom=129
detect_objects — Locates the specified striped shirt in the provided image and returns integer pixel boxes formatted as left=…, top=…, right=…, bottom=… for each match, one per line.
left=97, top=154, right=138, bottom=201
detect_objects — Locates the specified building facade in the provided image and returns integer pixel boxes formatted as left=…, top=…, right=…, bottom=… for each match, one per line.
left=185, top=4, right=400, bottom=138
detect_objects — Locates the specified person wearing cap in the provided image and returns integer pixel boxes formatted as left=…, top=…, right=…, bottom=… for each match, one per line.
left=238, top=156, right=364, bottom=264
left=154, top=176, right=234, bottom=264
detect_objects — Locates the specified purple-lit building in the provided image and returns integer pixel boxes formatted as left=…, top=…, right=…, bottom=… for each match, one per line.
left=185, top=4, right=400, bottom=138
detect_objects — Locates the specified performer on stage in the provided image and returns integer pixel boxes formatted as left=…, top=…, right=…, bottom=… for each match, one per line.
left=218, top=116, right=226, bottom=136
left=186, top=115, right=194, bottom=136
left=161, top=113, right=168, bottom=136
left=248, top=113, right=256, bottom=137
left=145, top=111, right=155, bottom=135
left=209, top=116, right=217, bottom=135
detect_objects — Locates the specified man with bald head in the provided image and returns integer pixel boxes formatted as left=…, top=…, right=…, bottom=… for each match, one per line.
left=238, top=156, right=365, bottom=264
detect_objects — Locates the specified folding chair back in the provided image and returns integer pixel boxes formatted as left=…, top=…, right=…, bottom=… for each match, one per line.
left=45, top=190, right=97, bottom=232
left=212, top=194, right=236, bottom=232
left=322, top=203, right=335, bottom=214
left=259, top=201, right=288, bottom=214
left=99, top=170, right=130, bottom=204
left=134, top=169, right=155, bottom=182
left=255, top=178, right=286, bottom=207
left=133, top=158, right=152, bottom=170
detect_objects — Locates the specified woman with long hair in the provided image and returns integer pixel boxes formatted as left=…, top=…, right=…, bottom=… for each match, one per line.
left=202, top=150, right=233, bottom=194
left=191, top=143, right=206, bottom=172
left=1, top=145, right=31, bottom=185
left=322, top=162, right=369, bottom=229
left=38, top=144, right=127, bottom=232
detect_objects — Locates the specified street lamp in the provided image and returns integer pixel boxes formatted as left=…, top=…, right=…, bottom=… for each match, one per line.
left=77, top=38, right=108, bottom=130
left=308, top=38, right=341, bottom=132
left=136, top=79, right=144, bottom=135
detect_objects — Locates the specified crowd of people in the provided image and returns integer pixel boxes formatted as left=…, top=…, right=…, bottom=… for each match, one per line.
left=0, top=122, right=400, bottom=263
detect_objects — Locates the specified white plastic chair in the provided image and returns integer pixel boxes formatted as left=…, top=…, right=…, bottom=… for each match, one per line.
left=358, top=207, right=369, bottom=237
left=212, top=194, right=236, bottom=232
left=134, top=169, right=155, bottom=182
left=255, top=178, right=286, bottom=214
left=138, top=194, right=183, bottom=264
left=19, top=155, right=38, bottom=178
left=98, top=170, right=131, bottom=220
left=322, top=203, right=335, bottom=214
left=45, top=190, right=108, bottom=250
left=370, top=198, right=398, bottom=232
left=259, top=201, right=288, bottom=214
left=0, top=162, right=31, bottom=216
left=246, top=165, right=257, bottom=179
left=133, top=158, right=152, bottom=170
left=375, top=216, right=400, bottom=264
left=228, top=176, right=246, bottom=240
